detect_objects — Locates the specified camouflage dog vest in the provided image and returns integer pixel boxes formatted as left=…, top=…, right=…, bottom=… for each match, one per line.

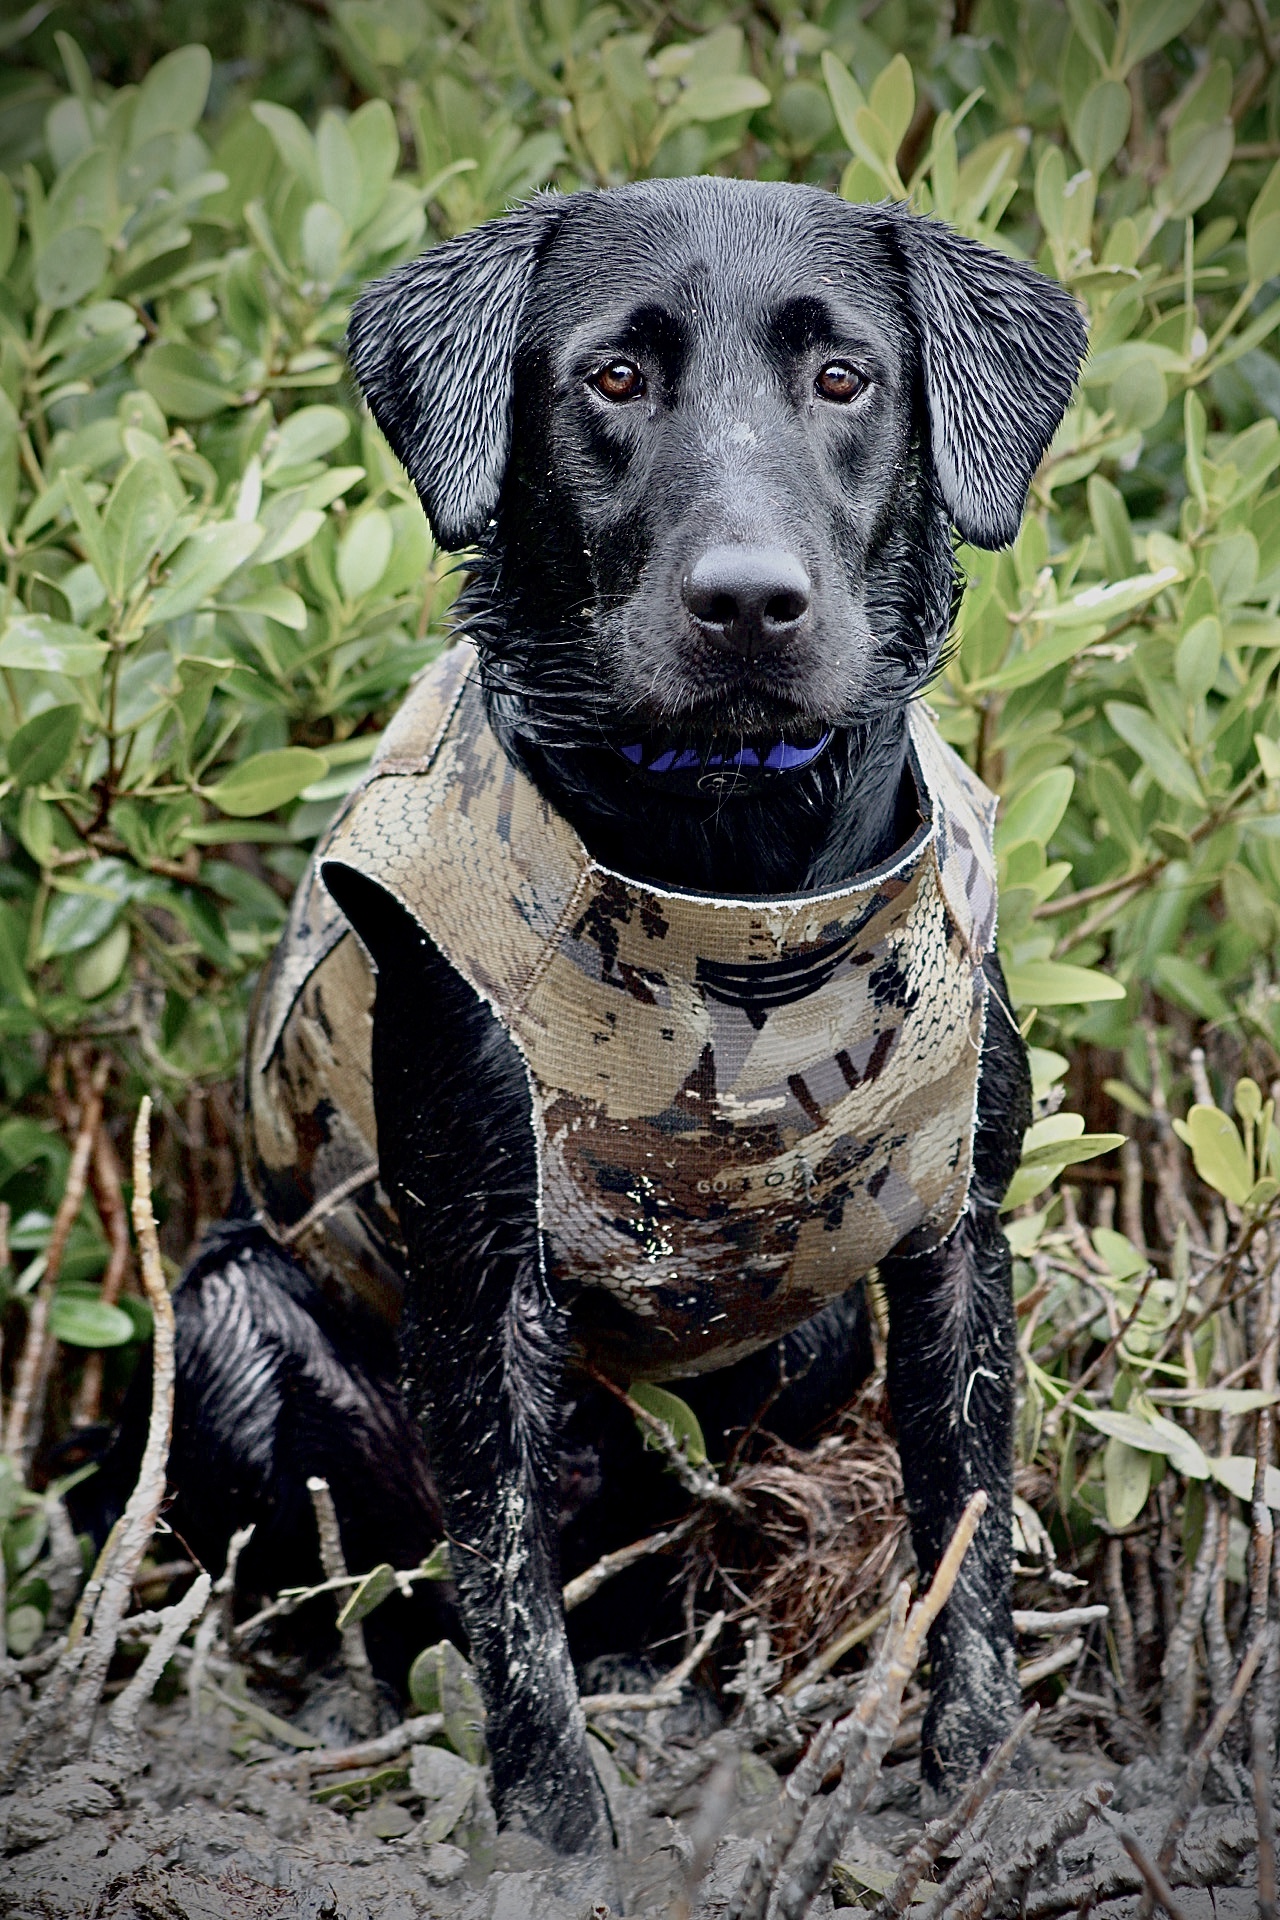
left=244, top=644, right=999, bottom=1380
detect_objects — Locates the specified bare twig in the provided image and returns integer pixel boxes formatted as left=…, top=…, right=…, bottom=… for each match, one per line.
left=672, top=1751, right=741, bottom=1920
left=259, top=1711, right=445, bottom=1781
left=1148, top=1627, right=1269, bottom=1908
left=1102, top=1809, right=1192, bottom=1920
left=1018, top=1636, right=1084, bottom=1687
left=63, top=1098, right=176, bottom=1759
left=4, top=1056, right=107, bottom=1470
left=871, top=1705, right=1039, bottom=1919
left=1106, top=1536, right=1137, bottom=1703
left=101, top=1572, right=211, bottom=1746
left=1255, top=1659, right=1279, bottom=1920
left=189, top=1523, right=254, bottom=1722
left=919, top=1781, right=1113, bottom=1920
left=306, top=1477, right=380, bottom=1737
left=782, top=1596, right=893, bottom=1696
left=1159, top=1491, right=1221, bottom=1768
left=773, top=1493, right=989, bottom=1920
left=562, top=1512, right=699, bottom=1611
left=582, top=1610, right=725, bottom=1714
left=1013, top=1605, right=1109, bottom=1633
left=729, top=1587, right=918, bottom=1920
left=71, top=1120, right=131, bottom=1428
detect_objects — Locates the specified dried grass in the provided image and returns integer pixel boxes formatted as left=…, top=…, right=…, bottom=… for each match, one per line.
left=686, top=1384, right=908, bottom=1676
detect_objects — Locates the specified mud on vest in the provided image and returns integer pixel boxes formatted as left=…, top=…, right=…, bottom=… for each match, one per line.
left=243, top=644, right=1000, bottom=1382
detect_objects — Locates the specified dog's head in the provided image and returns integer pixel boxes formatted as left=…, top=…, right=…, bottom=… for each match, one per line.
left=349, top=180, right=1084, bottom=755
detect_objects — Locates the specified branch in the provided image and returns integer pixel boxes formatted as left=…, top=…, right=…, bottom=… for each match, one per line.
left=581, top=1611, right=724, bottom=1715
left=562, top=1512, right=699, bottom=1612
left=306, top=1477, right=380, bottom=1738
left=4, top=1056, right=107, bottom=1469
left=63, top=1098, right=176, bottom=1759
left=259, top=1712, right=445, bottom=1782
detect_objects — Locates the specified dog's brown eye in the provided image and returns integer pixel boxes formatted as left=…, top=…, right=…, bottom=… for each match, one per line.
left=815, top=361, right=865, bottom=402
left=592, top=359, right=645, bottom=401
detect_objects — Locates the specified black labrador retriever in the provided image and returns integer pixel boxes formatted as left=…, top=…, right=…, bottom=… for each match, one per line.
left=104, top=179, right=1085, bottom=1873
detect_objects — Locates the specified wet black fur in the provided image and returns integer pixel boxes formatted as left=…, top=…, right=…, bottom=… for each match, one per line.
left=90, top=181, right=1082, bottom=1871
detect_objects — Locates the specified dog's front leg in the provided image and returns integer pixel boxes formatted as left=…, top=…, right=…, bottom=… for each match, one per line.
left=878, top=955, right=1030, bottom=1794
left=345, top=879, right=611, bottom=1860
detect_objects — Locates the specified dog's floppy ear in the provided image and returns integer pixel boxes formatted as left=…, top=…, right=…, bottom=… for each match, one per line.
left=883, top=209, right=1087, bottom=550
left=347, top=200, right=563, bottom=550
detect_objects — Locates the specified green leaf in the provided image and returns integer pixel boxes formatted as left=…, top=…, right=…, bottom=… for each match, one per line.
left=629, top=1380, right=708, bottom=1464
left=72, top=921, right=131, bottom=1000
left=251, top=101, right=320, bottom=192
left=6, top=1605, right=44, bottom=1657
left=407, top=1641, right=486, bottom=1763
left=1088, top=475, right=1136, bottom=578
left=263, top=405, right=350, bottom=476
left=35, top=228, right=107, bottom=309
left=7, top=703, right=81, bottom=788
left=336, top=1563, right=398, bottom=1629
left=1104, top=1437, right=1152, bottom=1528
left=1070, top=80, right=1130, bottom=174
left=49, top=1291, right=134, bottom=1348
left=1092, top=1226, right=1148, bottom=1280
left=138, top=342, right=238, bottom=421
left=1120, top=0, right=1205, bottom=69
left=147, top=523, right=263, bottom=624
left=231, top=587, right=308, bottom=629
left=336, top=509, right=393, bottom=601
left=821, top=51, right=867, bottom=154
left=1153, top=955, right=1233, bottom=1025
left=130, top=44, right=212, bottom=146
left=0, top=617, right=107, bottom=677
left=672, top=75, right=770, bottom=127
left=1247, top=212, right=1280, bottom=288
left=205, top=747, right=328, bottom=817
left=1174, top=615, right=1221, bottom=704
left=1067, top=0, right=1116, bottom=69
left=101, top=457, right=182, bottom=598
left=1018, top=1129, right=1127, bottom=1170
left=1074, top=1404, right=1209, bottom=1480
left=1004, top=960, right=1126, bottom=1005
left=1207, top=1454, right=1280, bottom=1509
left=301, top=200, right=345, bottom=282
left=973, top=621, right=1106, bottom=691
left=868, top=54, right=914, bottom=153
left=1103, top=701, right=1203, bottom=805
left=1174, top=1103, right=1253, bottom=1206
left=997, top=768, right=1075, bottom=853
left=39, top=858, right=135, bottom=958
left=1032, top=566, right=1181, bottom=628
left=1156, top=120, right=1233, bottom=220
left=1156, top=1389, right=1280, bottom=1413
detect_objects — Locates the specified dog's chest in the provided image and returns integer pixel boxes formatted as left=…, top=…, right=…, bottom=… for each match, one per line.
left=244, top=648, right=998, bottom=1378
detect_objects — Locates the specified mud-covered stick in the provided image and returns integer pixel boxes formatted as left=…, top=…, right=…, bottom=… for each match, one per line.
left=1149, top=1625, right=1269, bottom=1904
left=307, top=1476, right=380, bottom=1737
left=872, top=1704, right=1039, bottom=1920
left=774, top=1492, right=990, bottom=1920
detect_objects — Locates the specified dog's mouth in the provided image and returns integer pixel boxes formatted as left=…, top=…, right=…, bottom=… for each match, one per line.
left=613, top=728, right=833, bottom=796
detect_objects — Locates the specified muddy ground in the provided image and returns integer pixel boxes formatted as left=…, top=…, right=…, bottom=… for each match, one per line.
left=0, top=1665, right=1268, bottom=1920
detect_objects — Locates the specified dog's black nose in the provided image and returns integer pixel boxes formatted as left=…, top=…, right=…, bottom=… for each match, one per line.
left=683, top=546, right=811, bottom=658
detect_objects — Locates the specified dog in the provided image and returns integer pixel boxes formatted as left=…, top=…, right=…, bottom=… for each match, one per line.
left=100, top=178, right=1085, bottom=1879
